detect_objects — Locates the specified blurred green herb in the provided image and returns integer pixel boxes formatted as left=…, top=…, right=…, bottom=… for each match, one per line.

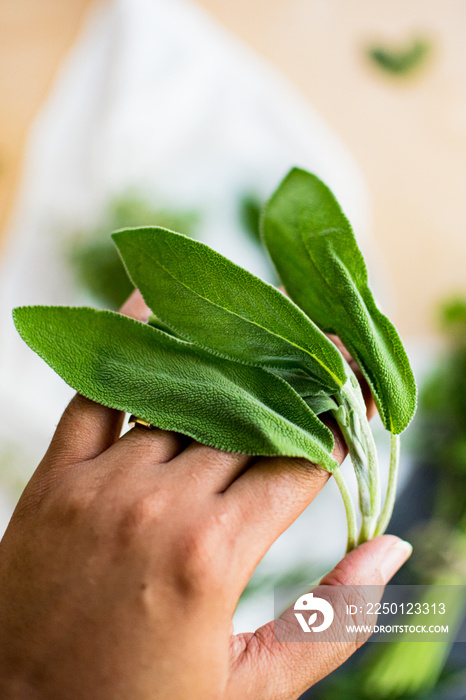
left=239, top=194, right=262, bottom=246
left=367, top=37, right=432, bottom=77
left=67, top=196, right=200, bottom=309
left=239, top=193, right=279, bottom=285
left=416, top=297, right=466, bottom=481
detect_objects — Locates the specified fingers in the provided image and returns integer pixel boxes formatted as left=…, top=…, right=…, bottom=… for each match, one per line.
left=319, top=535, right=412, bottom=587
left=227, top=536, right=412, bottom=700
left=109, top=437, right=252, bottom=491
left=45, top=394, right=125, bottom=468
left=225, top=456, right=331, bottom=569
left=45, top=290, right=152, bottom=467
left=223, top=418, right=347, bottom=570
left=169, top=444, right=252, bottom=491
left=114, top=425, right=188, bottom=464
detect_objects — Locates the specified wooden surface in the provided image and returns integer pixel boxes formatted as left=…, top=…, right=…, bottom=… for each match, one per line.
left=1, top=0, right=465, bottom=335
left=0, top=0, right=94, bottom=239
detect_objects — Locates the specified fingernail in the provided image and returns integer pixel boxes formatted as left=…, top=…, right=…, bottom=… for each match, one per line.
left=380, top=540, right=413, bottom=582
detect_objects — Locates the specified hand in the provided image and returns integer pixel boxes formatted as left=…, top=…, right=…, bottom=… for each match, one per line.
left=0, top=292, right=412, bottom=700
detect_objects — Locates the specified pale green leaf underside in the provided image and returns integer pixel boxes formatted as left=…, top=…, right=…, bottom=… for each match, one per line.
left=112, top=228, right=346, bottom=395
left=13, top=306, right=337, bottom=471
left=261, top=168, right=417, bottom=434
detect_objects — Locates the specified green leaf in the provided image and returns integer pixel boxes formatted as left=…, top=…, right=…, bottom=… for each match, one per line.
left=13, top=306, right=337, bottom=471
left=304, top=395, right=339, bottom=415
left=148, top=313, right=180, bottom=338
left=261, top=167, right=417, bottom=434
left=112, top=228, right=346, bottom=395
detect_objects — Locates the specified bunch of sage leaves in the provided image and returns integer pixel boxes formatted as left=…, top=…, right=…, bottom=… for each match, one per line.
left=13, top=168, right=417, bottom=551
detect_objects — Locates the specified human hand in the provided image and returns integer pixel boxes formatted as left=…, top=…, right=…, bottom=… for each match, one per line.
left=0, top=291, right=412, bottom=700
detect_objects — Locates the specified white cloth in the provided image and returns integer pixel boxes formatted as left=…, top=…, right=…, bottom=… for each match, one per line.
left=0, top=0, right=371, bottom=628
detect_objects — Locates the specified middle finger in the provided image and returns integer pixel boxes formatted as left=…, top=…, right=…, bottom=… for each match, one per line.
left=168, top=443, right=253, bottom=492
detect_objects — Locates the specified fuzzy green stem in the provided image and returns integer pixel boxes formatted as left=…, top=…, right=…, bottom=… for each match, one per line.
left=374, top=433, right=400, bottom=536
left=334, top=411, right=371, bottom=513
left=333, top=467, right=358, bottom=552
left=334, top=372, right=381, bottom=544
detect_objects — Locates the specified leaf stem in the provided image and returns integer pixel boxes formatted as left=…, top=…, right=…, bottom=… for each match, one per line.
left=333, top=467, right=358, bottom=552
left=334, top=372, right=381, bottom=544
left=374, top=433, right=400, bottom=536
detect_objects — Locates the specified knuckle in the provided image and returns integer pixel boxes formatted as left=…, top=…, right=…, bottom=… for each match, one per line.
left=123, top=436, right=157, bottom=460
left=49, top=483, right=95, bottom=523
left=196, top=449, right=240, bottom=475
left=123, top=430, right=179, bottom=461
left=322, top=561, right=350, bottom=587
left=272, top=457, right=328, bottom=491
left=116, top=491, right=170, bottom=542
left=322, top=585, right=379, bottom=648
left=291, top=458, right=330, bottom=489
left=173, top=513, right=231, bottom=595
left=178, top=527, right=213, bottom=576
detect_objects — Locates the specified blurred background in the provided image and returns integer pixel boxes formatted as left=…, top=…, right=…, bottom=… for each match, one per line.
left=0, top=1, right=465, bottom=698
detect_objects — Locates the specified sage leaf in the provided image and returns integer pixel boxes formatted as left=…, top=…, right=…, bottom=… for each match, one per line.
left=304, top=395, right=339, bottom=415
left=148, top=313, right=179, bottom=338
left=112, top=228, right=346, bottom=395
left=261, top=168, right=417, bottom=434
left=13, top=306, right=337, bottom=471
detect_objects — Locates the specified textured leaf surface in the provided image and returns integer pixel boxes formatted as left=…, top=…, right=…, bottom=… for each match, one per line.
left=261, top=168, right=417, bottom=434
left=113, top=228, right=346, bottom=395
left=13, top=306, right=337, bottom=470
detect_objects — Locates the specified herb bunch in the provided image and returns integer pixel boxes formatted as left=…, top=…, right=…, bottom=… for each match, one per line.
left=13, top=168, right=417, bottom=551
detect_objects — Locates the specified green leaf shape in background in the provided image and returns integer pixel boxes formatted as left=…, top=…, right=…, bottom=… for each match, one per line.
left=13, top=306, right=337, bottom=471
left=67, top=195, right=200, bottom=310
left=261, top=167, right=417, bottom=434
left=112, top=228, right=346, bottom=398
left=368, top=37, right=431, bottom=77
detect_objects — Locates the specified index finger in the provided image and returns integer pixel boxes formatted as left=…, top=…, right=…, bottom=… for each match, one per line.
left=45, top=290, right=151, bottom=467
left=223, top=420, right=347, bottom=569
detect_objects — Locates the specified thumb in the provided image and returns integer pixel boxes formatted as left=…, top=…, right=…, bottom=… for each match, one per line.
left=319, top=534, right=412, bottom=588
left=228, top=535, right=412, bottom=700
